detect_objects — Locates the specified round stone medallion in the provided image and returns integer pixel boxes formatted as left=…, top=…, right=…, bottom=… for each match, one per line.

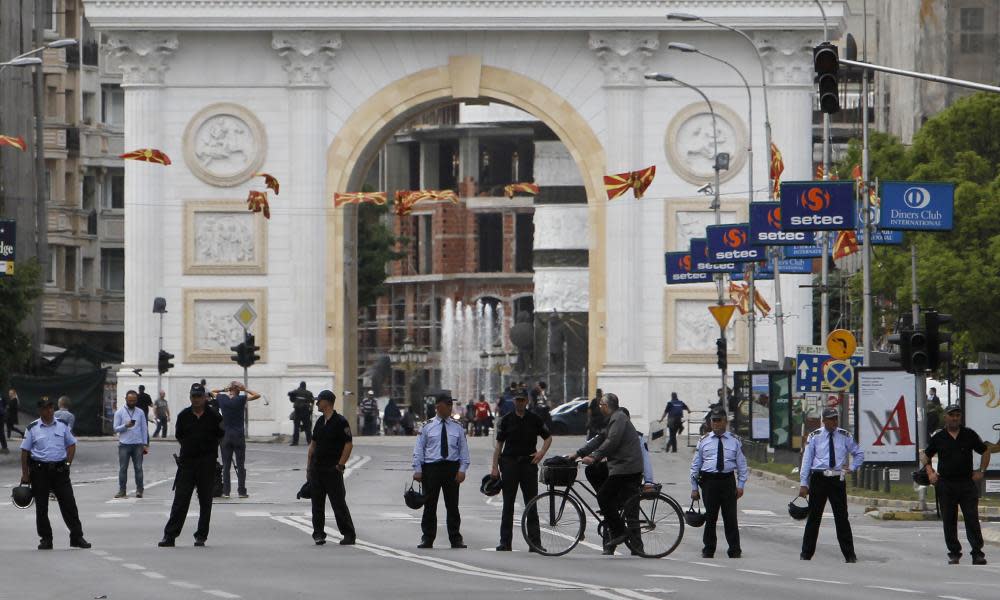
left=183, top=103, right=267, bottom=187
left=665, top=102, right=748, bottom=187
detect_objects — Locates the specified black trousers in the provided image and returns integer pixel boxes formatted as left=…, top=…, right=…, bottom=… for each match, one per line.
left=585, top=461, right=609, bottom=492
left=362, top=415, right=378, bottom=436
left=0, top=420, right=6, bottom=449
left=220, top=433, right=246, bottom=496
left=937, top=478, right=984, bottom=558
left=29, top=461, right=84, bottom=541
left=801, top=473, right=855, bottom=559
left=420, top=461, right=462, bottom=544
left=499, top=456, right=539, bottom=545
left=310, top=465, right=356, bottom=540
left=164, top=456, right=215, bottom=541
left=7, top=419, right=24, bottom=438
left=153, top=417, right=169, bottom=438
left=291, top=410, right=312, bottom=445
left=666, top=417, right=682, bottom=452
left=596, top=472, right=642, bottom=541
left=699, top=472, right=740, bottom=556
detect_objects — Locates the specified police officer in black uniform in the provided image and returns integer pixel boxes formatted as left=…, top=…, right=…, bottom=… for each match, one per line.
left=923, top=403, right=992, bottom=565
left=19, top=398, right=90, bottom=550
left=307, top=390, right=357, bottom=546
left=159, top=383, right=224, bottom=547
left=490, top=393, right=552, bottom=551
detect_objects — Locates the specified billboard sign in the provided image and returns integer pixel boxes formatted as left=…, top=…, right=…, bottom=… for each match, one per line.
left=780, top=181, right=856, bottom=231
left=706, top=223, right=763, bottom=263
left=749, top=202, right=811, bottom=246
left=690, top=238, right=739, bottom=273
left=854, top=369, right=917, bottom=463
left=0, top=220, right=14, bottom=276
left=879, top=181, right=954, bottom=231
left=664, top=252, right=712, bottom=284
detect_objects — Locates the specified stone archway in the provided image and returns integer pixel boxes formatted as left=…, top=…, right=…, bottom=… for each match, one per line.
left=324, top=56, right=607, bottom=411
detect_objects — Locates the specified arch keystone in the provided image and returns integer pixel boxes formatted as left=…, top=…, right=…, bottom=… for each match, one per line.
left=448, top=55, right=483, bottom=99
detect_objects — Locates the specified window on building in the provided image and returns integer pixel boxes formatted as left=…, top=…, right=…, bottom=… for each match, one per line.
left=101, top=248, right=124, bottom=292
left=46, top=0, right=58, bottom=33
left=477, top=213, right=503, bottom=273
left=392, top=299, right=407, bottom=347
left=64, top=246, right=77, bottom=292
left=82, top=175, right=96, bottom=210
left=82, top=257, right=94, bottom=294
left=513, top=296, right=534, bottom=322
left=82, top=92, right=97, bottom=125
left=438, top=140, right=458, bottom=190
left=101, top=84, right=124, bottom=127
left=479, top=296, right=503, bottom=342
left=46, top=250, right=58, bottom=286
left=515, top=212, right=534, bottom=273
left=103, top=170, right=124, bottom=209
left=960, top=7, right=984, bottom=54
left=433, top=297, right=444, bottom=351
left=414, top=214, right=433, bottom=273
left=407, top=143, right=420, bottom=190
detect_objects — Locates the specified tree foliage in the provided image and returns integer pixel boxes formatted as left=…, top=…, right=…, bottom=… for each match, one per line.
left=836, top=92, right=1000, bottom=368
left=0, top=259, right=42, bottom=389
left=357, top=202, right=405, bottom=310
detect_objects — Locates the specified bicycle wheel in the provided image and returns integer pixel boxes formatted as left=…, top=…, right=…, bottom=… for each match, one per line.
left=522, top=490, right=586, bottom=556
left=622, top=491, right=684, bottom=558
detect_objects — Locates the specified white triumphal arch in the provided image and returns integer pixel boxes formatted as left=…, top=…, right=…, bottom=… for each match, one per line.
left=84, top=0, right=838, bottom=434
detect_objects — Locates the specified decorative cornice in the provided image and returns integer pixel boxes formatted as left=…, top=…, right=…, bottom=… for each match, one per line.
left=271, top=32, right=342, bottom=87
left=753, top=31, right=819, bottom=86
left=81, top=1, right=844, bottom=33
left=103, top=31, right=179, bottom=86
left=588, top=31, right=659, bottom=87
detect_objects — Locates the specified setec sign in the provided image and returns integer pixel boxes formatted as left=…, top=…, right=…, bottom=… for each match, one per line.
left=780, top=181, right=856, bottom=231
left=0, top=220, right=15, bottom=276
left=664, top=252, right=711, bottom=284
left=690, top=238, right=739, bottom=273
left=706, top=223, right=763, bottom=263
left=748, top=202, right=810, bottom=246
left=878, top=181, right=954, bottom=231
left=783, top=231, right=826, bottom=258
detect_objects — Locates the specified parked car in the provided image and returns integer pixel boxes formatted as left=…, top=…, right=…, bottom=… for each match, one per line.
left=549, top=398, right=589, bottom=435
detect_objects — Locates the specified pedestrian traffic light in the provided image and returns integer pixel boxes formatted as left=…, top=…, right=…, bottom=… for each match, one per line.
left=157, top=350, right=175, bottom=375
left=925, top=310, right=952, bottom=371
left=887, top=330, right=912, bottom=372
left=716, top=337, right=727, bottom=371
left=908, top=329, right=929, bottom=372
left=230, top=341, right=247, bottom=366
left=813, top=41, right=840, bottom=114
left=245, top=333, right=261, bottom=368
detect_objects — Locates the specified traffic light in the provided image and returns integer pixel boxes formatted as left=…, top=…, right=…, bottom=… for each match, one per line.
left=230, top=341, right=247, bottom=366
left=716, top=337, right=727, bottom=371
left=245, top=333, right=261, bottom=368
left=813, top=41, right=840, bottom=114
left=908, top=329, right=929, bottom=372
left=887, top=330, right=912, bottom=372
left=925, top=310, right=952, bottom=371
left=157, top=350, right=175, bottom=375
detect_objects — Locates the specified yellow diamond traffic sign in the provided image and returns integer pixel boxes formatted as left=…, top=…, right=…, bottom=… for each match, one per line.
left=233, top=302, right=257, bottom=331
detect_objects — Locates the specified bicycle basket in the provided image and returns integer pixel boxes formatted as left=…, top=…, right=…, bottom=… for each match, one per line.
left=539, top=456, right=578, bottom=486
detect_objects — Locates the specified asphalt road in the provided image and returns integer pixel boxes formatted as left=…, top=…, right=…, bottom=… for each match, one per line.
left=1, top=434, right=999, bottom=600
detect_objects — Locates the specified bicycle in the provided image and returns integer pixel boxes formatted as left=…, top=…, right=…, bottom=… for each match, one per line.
left=520, top=460, right=684, bottom=558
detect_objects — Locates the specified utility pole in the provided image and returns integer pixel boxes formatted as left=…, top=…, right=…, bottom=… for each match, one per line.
left=32, top=0, right=49, bottom=360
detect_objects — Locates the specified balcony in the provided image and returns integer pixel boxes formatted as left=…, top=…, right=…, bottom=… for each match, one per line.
left=43, top=127, right=67, bottom=154
left=78, top=126, right=124, bottom=164
left=42, top=291, right=124, bottom=331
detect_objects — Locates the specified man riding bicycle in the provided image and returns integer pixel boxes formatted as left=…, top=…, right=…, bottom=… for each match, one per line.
left=570, top=393, right=644, bottom=555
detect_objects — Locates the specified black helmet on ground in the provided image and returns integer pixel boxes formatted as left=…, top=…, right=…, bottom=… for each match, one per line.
left=788, top=497, right=810, bottom=520
left=480, top=474, right=502, bottom=497
left=404, top=482, right=426, bottom=510
left=12, top=484, right=33, bottom=509
left=685, top=500, right=705, bottom=528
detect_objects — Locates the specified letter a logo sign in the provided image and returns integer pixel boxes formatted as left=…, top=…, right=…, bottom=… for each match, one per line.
left=871, top=395, right=914, bottom=447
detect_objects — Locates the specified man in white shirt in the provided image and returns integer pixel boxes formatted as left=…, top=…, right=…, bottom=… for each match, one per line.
left=113, top=390, right=149, bottom=498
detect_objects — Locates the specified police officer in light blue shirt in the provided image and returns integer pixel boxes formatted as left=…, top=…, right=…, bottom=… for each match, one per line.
left=20, top=397, right=90, bottom=550
left=690, top=406, right=748, bottom=558
left=412, top=393, right=471, bottom=549
left=798, top=406, right=864, bottom=562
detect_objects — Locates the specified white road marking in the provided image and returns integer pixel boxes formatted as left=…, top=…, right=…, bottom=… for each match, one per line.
left=690, top=561, right=723, bottom=568
left=645, top=574, right=710, bottom=582
left=741, top=509, right=776, bottom=516
left=169, top=581, right=202, bottom=589
left=102, top=556, right=124, bottom=562
left=612, top=588, right=668, bottom=600
left=867, top=586, right=922, bottom=594
left=343, top=456, right=370, bottom=478
left=142, top=477, right=173, bottom=490
left=234, top=511, right=272, bottom=517
left=89, top=550, right=109, bottom=556
left=96, top=512, right=130, bottom=519
left=798, top=578, right=846, bottom=585
left=122, top=563, right=145, bottom=570
left=939, top=596, right=975, bottom=600
left=142, top=572, right=166, bottom=580
left=738, top=569, right=779, bottom=577
left=204, top=591, right=241, bottom=599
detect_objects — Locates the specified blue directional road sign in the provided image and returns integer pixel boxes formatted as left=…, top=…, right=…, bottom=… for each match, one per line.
left=879, top=181, right=955, bottom=231
left=795, top=344, right=864, bottom=392
left=780, top=181, right=856, bottom=231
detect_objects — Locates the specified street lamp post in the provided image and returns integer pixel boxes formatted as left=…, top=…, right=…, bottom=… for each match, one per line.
left=480, top=339, right=518, bottom=400
left=388, top=338, right=429, bottom=415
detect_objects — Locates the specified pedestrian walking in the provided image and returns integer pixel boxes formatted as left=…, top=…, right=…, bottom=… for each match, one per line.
left=798, top=407, right=863, bottom=562
left=923, top=403, right=992, bottom=565
left=212, top=381, right=261, bottom=498
left=412, top=394, right=470, bottom=549
left=0, top=389, right=8, bottom=454
left=383, top=397, right=402, bottom=435
left=113, top=390, right=149, bottom=498
left=136, top=385, right=153, bottom=418
left=659, top=392, right=690, bottom=453
left=690, top=406, right=747, bottom=559
left=288, top=382, right=314, bottom=446
left=54, top=396, right=75, bottom=432
left=159, top=383, right=225, bottom=548
left=7, top=388, right=25, bottom=439
left=307, top=390, right=357, bottom=545
left=153, top=390, right=171, bottom=438
left=490, top=393, right=552, bottom=551
left=19, top=397, right=90, bottom=550
left=473, top=395, right=491, bottom=437
left=359, top=390, right=379, bottom=436
left=586, top=388, right=606, bottom=438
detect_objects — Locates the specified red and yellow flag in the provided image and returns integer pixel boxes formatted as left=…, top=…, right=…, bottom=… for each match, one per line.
left=255, top=172, right=280, bottom=195
left=769, top=142, right=784, bottom=192
left=503, top=182, right=540, bottom=198
left=246, top=190, right=271, bottom=219
left=393, top=189, right=459, bottom=215
left=0, top=135, right=27, bottom=151
left=120, top=148, right=171, bottom=165
left=333, top=191, right=388, bottom=208
left=728, top=282, right=772, bottom=317
left=832, top=230, right=860, bottom=260
left=814, top=164, right=839, bottom=181
left=604, top=165, right=656, bottom=200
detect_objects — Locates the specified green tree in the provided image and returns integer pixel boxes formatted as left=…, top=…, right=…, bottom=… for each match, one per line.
left=837, top=92, right=1000, bottom=370
left=0, top=259, right=42, bottom=389
left=357, top=202, right=405, bottom=310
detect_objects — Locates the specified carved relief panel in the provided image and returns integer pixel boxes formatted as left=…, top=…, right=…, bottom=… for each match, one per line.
left=183, top=103, right=267, bottom=187
left=183, top=288, right=267, bottom=364
left=184, top=200, right=267, bottom=275
left=665, top=102, right=748, bottom=186
left=664, top=288, right=744, bottom=364
left=664, top=198, right=747, bottom=252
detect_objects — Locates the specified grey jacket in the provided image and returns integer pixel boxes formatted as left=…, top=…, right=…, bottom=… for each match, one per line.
left=578, top=409, right=643, bottom=476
